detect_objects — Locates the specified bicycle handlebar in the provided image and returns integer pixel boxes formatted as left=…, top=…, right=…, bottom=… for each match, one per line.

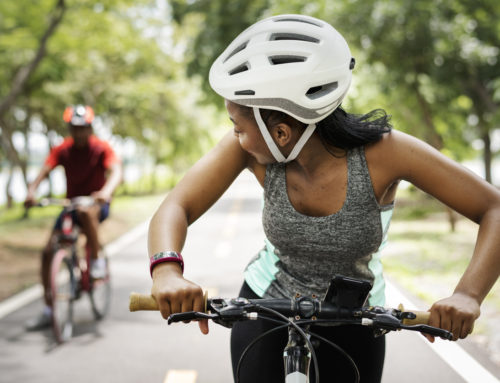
left=129, top=292, right=159, bottom=311
left=128, top=292, right=452, bottom=340
left=35, top=196, right=95, bottom=209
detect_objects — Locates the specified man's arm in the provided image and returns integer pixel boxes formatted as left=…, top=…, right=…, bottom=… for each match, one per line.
left=92, top=162, right=122, bottom=203
left=25, top=164, right=52, bottom=206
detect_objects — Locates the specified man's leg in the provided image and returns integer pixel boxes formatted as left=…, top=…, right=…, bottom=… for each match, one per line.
left=77, top=204, right=108, bottom=279
left=41, top=232, right=59, bottom=305
left=77, top=204, right=102, bottom=260
left=25, top=230, right=59, bottom=330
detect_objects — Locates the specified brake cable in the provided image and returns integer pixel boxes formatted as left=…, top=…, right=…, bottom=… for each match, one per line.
left=236, top=305, right=321, bottom=383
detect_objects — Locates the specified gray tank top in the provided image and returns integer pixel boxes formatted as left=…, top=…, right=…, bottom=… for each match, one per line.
left=244, top=146, right=394, bottom=305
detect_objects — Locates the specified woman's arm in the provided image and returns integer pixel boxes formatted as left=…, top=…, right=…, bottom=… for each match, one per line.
left=148, top=132, right=252, bottom=333
left=375, top=130, right=500, bottom=341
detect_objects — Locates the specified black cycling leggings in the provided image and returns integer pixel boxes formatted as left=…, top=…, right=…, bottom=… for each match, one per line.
left=230, top=282, right=385, bottom=383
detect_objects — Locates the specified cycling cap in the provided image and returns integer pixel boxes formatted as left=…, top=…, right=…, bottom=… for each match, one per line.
left=209, top=14, right=355, bottom=124
left=63, top=105, right=95, bottom=127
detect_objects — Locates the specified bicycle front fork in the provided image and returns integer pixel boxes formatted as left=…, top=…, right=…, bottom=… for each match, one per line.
left=283, top=326, right=311, bottom=383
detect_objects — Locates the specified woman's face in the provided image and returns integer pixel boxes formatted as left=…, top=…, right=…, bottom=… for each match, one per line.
left=225, top=100, right=275, bottom=164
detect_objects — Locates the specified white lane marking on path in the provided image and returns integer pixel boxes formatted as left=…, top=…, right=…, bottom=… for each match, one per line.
left=163, top=370, right=197, bottom=383
left=385, top=279, right=499, bottom=383
left=0, top=284, right=44, bottom=320
left=0, top=220, right=149, bottom=320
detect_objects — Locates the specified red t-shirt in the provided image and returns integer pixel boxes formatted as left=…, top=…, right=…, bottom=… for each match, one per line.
left=44, top=135, right=119, bottom=198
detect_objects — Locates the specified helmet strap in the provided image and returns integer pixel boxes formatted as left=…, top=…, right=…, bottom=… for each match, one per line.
left=253, top=108, right=316, bottom=163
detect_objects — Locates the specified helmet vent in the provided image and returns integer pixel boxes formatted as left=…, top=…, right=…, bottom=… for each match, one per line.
left=235, top=90, right=255, bottom=96
left=270, top=33, right=319, bottom=44
left=223, top=41, right=249, bottom=63
left=306, top=82, right=338, bottom=100
left=269, top=55, right=307, bottom=65
left=229, top=63, right=250, bottom=76
left=273, top=17, right=323, bottom=28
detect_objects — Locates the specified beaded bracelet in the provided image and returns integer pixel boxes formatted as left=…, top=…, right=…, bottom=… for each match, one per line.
left=149, top=251, right=184, bottom=277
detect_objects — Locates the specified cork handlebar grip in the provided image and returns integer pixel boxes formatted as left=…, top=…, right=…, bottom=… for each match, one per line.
left=398, top=304, right=430, bottom=325
left=129, top=292, right=158, bottom=311
left=129, top=291, right=209, bottom=312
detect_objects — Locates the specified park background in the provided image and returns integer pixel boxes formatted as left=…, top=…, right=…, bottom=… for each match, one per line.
left=1, top=0, right=499, bottom=370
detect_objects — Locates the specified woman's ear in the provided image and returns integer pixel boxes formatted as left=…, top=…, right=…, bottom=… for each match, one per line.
left=270, top=123, right=293, bottom=148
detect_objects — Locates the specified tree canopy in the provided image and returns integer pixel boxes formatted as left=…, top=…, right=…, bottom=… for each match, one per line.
left=169, top=0, right=500, bottom=178
left=0, top=0, right=218, bottom=205
left=1, top=0, right=499, bottom=209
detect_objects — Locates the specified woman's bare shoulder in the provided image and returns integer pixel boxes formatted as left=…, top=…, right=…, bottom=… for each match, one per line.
left=213, top=132, right=266, bottom=186
left=365, top=129, right=436, bottom=173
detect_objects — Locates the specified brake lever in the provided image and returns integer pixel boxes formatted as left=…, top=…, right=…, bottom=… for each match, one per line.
left=167, top=311, right=218, bottom=325
left=400, top=324, right=453, bottom=340
left=369, top=312, right=453, bottom=340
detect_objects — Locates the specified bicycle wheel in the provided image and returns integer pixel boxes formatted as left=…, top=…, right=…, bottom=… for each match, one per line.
left=89, top=253, right=111, bottom=320
left=50, top=249, right=75, bottom=343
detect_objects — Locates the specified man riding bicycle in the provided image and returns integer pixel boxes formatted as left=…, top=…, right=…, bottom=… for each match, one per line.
left=24, top=104, right=122, bottom=331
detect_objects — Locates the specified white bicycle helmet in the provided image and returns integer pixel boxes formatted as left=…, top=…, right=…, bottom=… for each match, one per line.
left=209, top=14, right=355, bottom=162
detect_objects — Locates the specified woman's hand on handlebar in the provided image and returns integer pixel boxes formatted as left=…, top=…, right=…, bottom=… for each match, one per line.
left=426, top=292, right=480, bottom=342
left=151, top=262, right=209, bottom=335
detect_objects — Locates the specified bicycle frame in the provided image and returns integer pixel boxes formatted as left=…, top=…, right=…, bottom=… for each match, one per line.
left=40, top=197, right=111, bottom=343
left=284, top=326, right=311, bottom=382
left=58, top=210, right=92, bottom=294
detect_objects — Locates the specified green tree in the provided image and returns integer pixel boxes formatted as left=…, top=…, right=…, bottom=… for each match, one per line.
left=0, top=0, right=217, bottom=206
left=0, top=0, right=66, bottom=206
left=332, top=0, right=499, bottom=180
left=167, top=0, right=499, bottom=183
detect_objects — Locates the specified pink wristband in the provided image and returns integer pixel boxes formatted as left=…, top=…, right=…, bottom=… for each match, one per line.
left=150, top=251, right=184, bottom=276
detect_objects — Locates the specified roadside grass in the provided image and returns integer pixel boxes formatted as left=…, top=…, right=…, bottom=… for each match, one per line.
left=385, top=188, right=500, bottom=311
left=383, top=187, right=500, bottom=365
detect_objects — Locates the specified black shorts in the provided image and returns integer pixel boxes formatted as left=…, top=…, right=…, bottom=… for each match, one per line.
left=53, top=202, right=110, bottom=230
left=230, top=281, right=386, bottom=383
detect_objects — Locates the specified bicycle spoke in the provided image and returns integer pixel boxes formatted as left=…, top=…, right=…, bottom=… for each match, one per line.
left=89, top=255, right=112, bottom=320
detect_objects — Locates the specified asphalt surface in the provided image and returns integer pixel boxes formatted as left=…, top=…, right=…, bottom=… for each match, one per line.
left=1, top=171, right=498, bottom=383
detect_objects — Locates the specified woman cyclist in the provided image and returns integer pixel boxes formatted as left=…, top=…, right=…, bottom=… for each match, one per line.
left=148, top=14, right=500, bottom=382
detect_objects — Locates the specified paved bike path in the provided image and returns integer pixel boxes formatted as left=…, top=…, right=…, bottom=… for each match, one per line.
left=0, top=171, right=498, bottom=382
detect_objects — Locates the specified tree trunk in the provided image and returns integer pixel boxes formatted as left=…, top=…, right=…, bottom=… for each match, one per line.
left=5, top=165, right=14, bottom=209
left=468, top=78, right=496, bottom=184
left=445, top=207, right=457, bottom=233
left=482, top=130, right=492, bottom=184
left=412, top=80, right=460, bottom=232
left=0, top=121, right=24, bottom=208
left=151, top=158, right=159, bottom=193
left=0, top=0, right=66, bottom=205
left=412, top=80, right=443, bottom=150
left=0, top=0, right=66, bottom=117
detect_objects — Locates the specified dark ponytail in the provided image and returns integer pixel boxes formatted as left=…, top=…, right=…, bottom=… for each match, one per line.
left=237, top=103, right=392, bottom=150
left=317, top=106, right=392, bottom=150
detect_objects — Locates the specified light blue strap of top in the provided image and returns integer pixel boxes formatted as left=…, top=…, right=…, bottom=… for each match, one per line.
left=253, top=107, right=316, bottom=163
left=368, top=207, right=394, bottom=306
